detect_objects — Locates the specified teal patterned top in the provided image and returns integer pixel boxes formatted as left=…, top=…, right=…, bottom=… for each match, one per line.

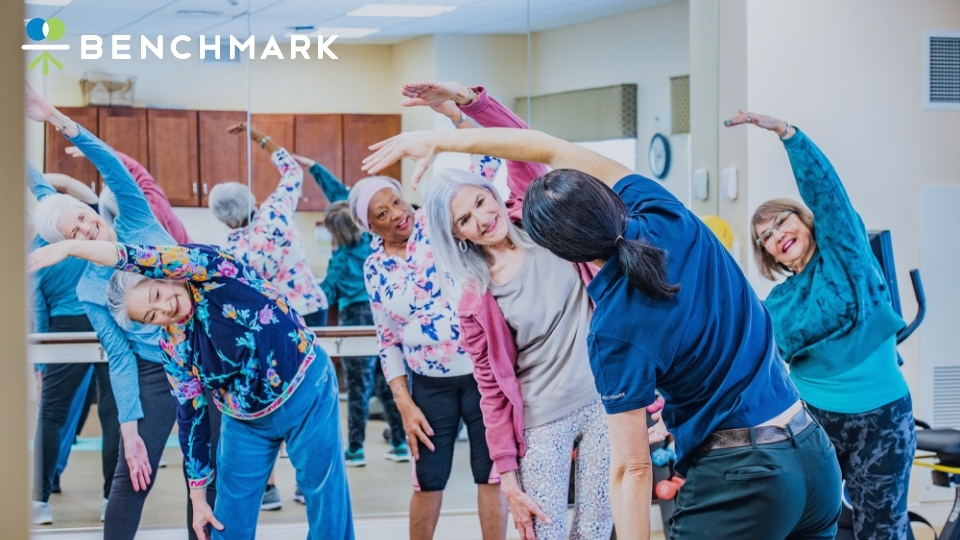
left=113, top=243, right=324, bottom=487
left=764, top=129, right=905, bottom=381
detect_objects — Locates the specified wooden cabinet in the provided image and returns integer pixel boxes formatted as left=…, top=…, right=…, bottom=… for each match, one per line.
left=147, top=109, right=198, bottom=208
left=342, top=114, right=402, bottom=187
left=97, top=107, right=148, bottom=168
left=294, top=114, right=344, bottom=211
left=44, top=107, right=99, bottom=192
left=45, top=109, right=404, bottom=210
left=198, top=110, right=247, bottom=207
left=249, top=114, right=295, bottom=205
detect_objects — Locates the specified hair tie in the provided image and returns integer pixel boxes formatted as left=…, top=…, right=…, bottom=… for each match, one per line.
left=615, top=235, right=624, bottom=247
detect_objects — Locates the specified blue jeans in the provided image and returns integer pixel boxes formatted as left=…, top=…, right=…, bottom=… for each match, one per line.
left=214, top=358, right=354, bottom=540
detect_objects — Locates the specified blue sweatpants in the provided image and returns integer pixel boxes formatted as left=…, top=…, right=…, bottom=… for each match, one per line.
left=213, top=359, right=354, bottom=540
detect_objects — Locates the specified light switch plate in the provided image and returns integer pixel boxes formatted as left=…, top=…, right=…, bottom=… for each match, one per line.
left=693, top=168, right=709, bottom=200
left=722, top=167, right=738, bottom=200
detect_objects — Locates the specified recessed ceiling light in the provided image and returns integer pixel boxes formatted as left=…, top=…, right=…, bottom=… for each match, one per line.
left=285, top=27, right=381, bottom=39
left=347, top=4, right=456, bottom=18
left=25, top=0, right=74, bottom=5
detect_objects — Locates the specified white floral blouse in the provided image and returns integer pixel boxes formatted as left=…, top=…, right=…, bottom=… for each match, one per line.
left=225, top=148, right=328, bottom=316
left=363, top=208, right=475, bottom=382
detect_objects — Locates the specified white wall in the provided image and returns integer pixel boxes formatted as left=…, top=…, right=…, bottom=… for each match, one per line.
left=530, top=1, right=691, bottom=201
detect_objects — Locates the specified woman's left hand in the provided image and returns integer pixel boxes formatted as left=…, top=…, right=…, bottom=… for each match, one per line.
left=27, top=241, right=75, bottom=273
left=226, top=122, right=247, bottom=136
left=362, top=132, right=439, bottom=189
left=723, top=110, right=790, bottom=137
left=500, top=471, right=550, bottom=540
left=25, top=83, right=57, bottom=124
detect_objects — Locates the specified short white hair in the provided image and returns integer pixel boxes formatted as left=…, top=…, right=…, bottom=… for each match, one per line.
left=33, top=193, right=89, bottom=243
left=107, top=271, right=149, bottom=329
left=347, top=176, right=403, bottom=233
left=208, top=182, right=256, bottom=229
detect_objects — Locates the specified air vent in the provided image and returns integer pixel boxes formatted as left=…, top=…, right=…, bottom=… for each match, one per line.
left=923, top=30, right=960, bottom=110
left=934, top=366, right=960, bottom=428
left=670, top=75, right=690, bottom=135
left=176, top=10, right=224, bottom=17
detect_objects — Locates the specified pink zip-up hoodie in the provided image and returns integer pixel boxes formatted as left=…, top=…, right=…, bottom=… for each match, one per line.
left=454, top=88, right=597, bottom=473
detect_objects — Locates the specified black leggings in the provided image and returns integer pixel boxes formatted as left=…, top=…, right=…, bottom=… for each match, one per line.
left=103, top=359, right=177, bottom=540
left=33, top=315, right=120, bottom=503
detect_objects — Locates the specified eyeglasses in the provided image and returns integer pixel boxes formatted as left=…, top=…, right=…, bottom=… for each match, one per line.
left=755, top=211, right=794, bottom=247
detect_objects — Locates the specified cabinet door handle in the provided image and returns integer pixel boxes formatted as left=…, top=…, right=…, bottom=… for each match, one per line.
left=192, top=183, right=198, bottom=194
left=202, top=183, right=208, bottom=195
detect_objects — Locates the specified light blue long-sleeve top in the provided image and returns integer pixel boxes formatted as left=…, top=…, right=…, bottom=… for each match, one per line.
left=67, top=126, right=174, bottom=424
left=27, top=162, right=88, bottom=333
left=764, top=129, right=907, bottom=413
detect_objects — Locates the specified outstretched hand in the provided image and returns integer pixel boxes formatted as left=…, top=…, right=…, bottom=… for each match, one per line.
left=65, top=146, right=85, bottom=159
left=362, top=131, right=439, bottom=189
left=226, top=122, right=247, bottom=136
left=648, top=410, right=669, bottom=444
left=292, top=154, right=316, bottom=168
left=25, top=83, right=57, bottom=124
left=401, top=81, right=462, bottom=109
left=723, top=110, right=790, bottom=136
left=27, top=242, right=74, bottom=273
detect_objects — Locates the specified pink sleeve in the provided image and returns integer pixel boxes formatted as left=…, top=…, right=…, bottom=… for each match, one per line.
left=116, top=151, right=192, bottom=244
left=459, top=87, right=548, bottom=223
left=458, top=295, right=521, bottom=473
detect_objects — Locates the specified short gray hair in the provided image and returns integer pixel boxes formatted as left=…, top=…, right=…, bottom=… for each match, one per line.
left=347, top=176, right=403, bottom=233
left=107, top=271, right=149, bottom=329
left=325, top=200, right=364, bottom=248
left=208, top=182, right=256, bottom=229
left=425, top=168, right=536, bottom=297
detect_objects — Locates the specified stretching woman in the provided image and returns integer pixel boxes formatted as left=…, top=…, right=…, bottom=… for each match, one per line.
left=207, top=122, right=328, bottom=327
left=732, top=112, right=915, bottom=539
left=349, top=91, right=508, bottom=540
left=28, top=164, right=119, bottom=526
left=363, top=126, right=843, bottom=539
left=408, top=82, right=612, bottom=540
left=26, top=85, right=197, bottom=540
left=27, top=240, right=354, bottom=540
left=291, top=156, right=409, bottom=467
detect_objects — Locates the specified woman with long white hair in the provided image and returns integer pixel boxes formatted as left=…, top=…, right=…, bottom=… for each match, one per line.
left=403, top=81, right=612, bottom=540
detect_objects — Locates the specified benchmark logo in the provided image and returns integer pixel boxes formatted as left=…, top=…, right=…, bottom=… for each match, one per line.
left=23, top=18, right=69, bottom=74
left=79, top=34, right=339, bottom=61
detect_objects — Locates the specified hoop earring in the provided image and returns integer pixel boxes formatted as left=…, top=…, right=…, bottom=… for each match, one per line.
left=458, top=239, right=468, bottom=253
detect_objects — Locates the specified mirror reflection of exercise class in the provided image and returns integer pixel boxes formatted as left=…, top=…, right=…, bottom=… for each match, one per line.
left=10, top=0, right=960, bottom=539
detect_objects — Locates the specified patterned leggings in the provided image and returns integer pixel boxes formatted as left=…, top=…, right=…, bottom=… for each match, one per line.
left=517, top=399, right=613, bottom=540
left=807, top=393, right=916, bottom=540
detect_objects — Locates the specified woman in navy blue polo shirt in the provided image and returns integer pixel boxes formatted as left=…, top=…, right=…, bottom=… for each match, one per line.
left=363, top=127, right=842, bottom=539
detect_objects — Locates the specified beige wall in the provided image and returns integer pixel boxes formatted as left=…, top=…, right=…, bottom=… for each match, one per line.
left=3, top=0, right=29, bottom=537
left=531, top=1, right=691, bottom=200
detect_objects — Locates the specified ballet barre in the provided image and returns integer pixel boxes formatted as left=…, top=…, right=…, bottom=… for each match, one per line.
left=27, top=327, right=380, bottom=364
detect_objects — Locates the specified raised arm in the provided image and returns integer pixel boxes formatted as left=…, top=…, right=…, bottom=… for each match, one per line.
left=363, top=127, right=631, bottom=189
left=112, top=151, right=192, bottom=244
left=229, top=122, right=303, bottom=212
left=294, top=154, right=350, bottom=204
left=402, top=82, right=548, bottom=221
left=44, top=173, right=99, bottom=205
left=725, top=111, right=868, bottom=249
left=26, top=161, right=57, bottom=201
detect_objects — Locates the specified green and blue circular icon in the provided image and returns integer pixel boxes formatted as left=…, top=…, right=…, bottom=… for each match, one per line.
left=26, top=18, right=66, bottom=42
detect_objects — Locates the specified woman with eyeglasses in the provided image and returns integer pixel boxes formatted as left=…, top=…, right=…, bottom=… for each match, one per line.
left=730, top=111, right=915, bottom=540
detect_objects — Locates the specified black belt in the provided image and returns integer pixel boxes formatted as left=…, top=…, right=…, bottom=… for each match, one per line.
left=700, top=408, right=814, bottom=451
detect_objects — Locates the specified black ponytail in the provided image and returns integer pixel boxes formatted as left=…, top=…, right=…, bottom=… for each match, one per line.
left=523, top=169, right=679, bottom=300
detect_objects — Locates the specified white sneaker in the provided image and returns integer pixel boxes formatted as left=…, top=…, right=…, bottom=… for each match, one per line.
left=100, top=498, right=108, bottom=522
left=31, top=501, right=52, bottom=525
left=158, top=454, right=167, bottom=468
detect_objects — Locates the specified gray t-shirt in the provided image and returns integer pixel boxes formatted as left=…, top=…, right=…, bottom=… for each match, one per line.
left=489, top=245, right=599, bottom=428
